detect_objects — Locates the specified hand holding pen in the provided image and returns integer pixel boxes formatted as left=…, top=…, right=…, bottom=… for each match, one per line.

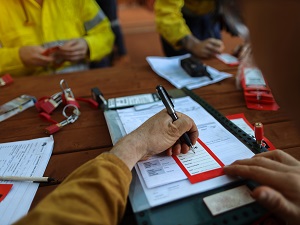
left=156, top=85, right=197, bottom=153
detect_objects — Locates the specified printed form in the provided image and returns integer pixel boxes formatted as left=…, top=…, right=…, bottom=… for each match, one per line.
left=117, top=96, right=255, bottom=190
left=0, top=136, right=54, bottom=225
left=118, top=96, right=254, bottom=209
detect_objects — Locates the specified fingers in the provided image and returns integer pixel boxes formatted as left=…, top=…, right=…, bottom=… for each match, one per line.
left=38, top=55, right=54, bottom=64
left=224, top=163, right=290, bottom=189
left=166, top=112, right=198, bottom=155
left=194, top=39, right=224, bottom=58
left=205, top=39, right=224, bottom=55
left=59, top=39, right=77, bottom=49
left=229, top=156, right=297, bottom=173
left=254, top=150, right=300, bottom=166
left=173, top=112, right=199, bottom=145
left=59, top=51, right=86, bottom=61
left=19, top=46, right=54, bottom=67
left=167, top=142, right=191, bottom=156
left=252, top=186, right=297, bottom=221
left=59, top=39, right=88, bottom=61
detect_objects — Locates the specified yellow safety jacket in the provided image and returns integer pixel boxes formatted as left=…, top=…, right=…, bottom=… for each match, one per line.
left=0, top=0, right=114, bottom=77
left=155, top=0, right=215, bottom=48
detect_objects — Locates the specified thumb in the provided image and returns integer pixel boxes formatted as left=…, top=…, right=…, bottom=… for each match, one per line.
left=253, top=186, right=293, bottom=219
left=208, top=38, right=223, bottom=47
left=61, top=39, right=77, bottom=49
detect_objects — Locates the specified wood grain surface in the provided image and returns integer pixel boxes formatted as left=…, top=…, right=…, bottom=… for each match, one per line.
left=1, top=59, right=300, bottom=224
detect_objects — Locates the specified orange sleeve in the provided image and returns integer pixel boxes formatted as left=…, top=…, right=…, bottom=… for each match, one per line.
left=14, top=153, right=132, bottom=225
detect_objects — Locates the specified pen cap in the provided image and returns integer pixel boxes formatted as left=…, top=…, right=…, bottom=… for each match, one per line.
left=254, top=122, right=264, bottom=141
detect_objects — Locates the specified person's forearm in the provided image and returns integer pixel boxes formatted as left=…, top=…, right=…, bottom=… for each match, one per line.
left=111, top=131, right=147, bottom=170
left=14, top=153, right=131, bottom=225
left=178, top=35, right=200, bottom=53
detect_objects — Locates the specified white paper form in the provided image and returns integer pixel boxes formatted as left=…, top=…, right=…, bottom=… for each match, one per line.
left=146, top=54, right=232, bottom=90
left=117, top=97, right=217, bottom=188
left=118, top=96, right=256, bottom=208
left=197, top=121, right=254, bottom=165
left=137, top=155, right=186, bottom=188
left=230, top=118, right=255, bottom=138
left=133, top=165, right=236, bottom=209
left=0, top=136, right=54, bottom=225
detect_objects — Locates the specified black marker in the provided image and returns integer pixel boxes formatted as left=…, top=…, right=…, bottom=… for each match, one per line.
left=156, top=85, right=195, bottom=153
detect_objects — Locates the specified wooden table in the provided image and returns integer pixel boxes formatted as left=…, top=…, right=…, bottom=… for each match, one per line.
left=1, top=59, right=300, bottom=224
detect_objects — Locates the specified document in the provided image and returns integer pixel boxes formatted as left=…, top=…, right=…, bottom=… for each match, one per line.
left=0, top=136, right=54, bottom=225
left=117, top=96, right=256, bottom=207
left=146, top=54, right=232, bottom=89
left=137, top=155, right=186, bottom=188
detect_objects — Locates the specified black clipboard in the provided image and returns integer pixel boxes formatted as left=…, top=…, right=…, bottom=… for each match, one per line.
left=102, top=87, right=268, bottom=225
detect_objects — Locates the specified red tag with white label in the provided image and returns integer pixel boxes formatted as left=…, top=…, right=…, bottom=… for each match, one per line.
left=241, top=67, right=279, bottom=111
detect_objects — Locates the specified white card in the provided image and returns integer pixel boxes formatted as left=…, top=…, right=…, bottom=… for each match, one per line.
left=203, top=185, right=255, bottom=216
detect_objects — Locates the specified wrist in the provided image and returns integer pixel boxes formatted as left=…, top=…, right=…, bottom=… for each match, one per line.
left=179, top=35, right=200, bottom=53
left=110, top=131, right=147, bottom=170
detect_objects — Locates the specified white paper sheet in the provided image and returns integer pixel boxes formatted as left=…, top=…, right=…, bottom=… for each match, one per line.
left=230, top=118, right=255, bottom=138
left=0, top=136, right=54, bottom=225
left=146, top=54, right=232, bottom=89
left=137, top=155, right=186, bottom=188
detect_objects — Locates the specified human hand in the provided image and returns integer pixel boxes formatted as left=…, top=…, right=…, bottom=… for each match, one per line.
left=58, top=38, right=89, bottom=62
left=19, top=46, right=54, bottom=67
left=192, top=38, right=224, bottom=58
left=224, top=150, right=300, bottom=225
left=111, top=110, right=198, bottom=170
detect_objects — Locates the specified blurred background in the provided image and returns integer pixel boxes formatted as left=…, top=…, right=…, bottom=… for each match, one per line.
left=117, top=0, right=243, bottom=65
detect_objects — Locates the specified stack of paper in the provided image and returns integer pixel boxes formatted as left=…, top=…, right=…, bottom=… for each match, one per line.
left=146, top=54, right=232, bottom=89
left=117, top=97, right=255, bottom=209
left=0, top=136, right=54, bottom=225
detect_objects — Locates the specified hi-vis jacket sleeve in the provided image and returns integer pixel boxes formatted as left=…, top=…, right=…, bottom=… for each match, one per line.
left=154, top=0, right=215, bottom=48
left=81, top=0, right=115, bottom=61
left=155, top=0, right=190, bottom=48
left=14, top=153, right=132, bottom=225
left=0, top=47, right=25, bottom=76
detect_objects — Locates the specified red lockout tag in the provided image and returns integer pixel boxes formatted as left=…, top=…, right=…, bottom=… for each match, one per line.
left=241, top=66, right=279, bottom=111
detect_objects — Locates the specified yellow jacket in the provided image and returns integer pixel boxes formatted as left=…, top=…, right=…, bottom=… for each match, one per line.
left=14, top=153, right=131, bottom=225
left=0, top=0, right=114, bottom=77
left=155, top=0, right=215, bottom=48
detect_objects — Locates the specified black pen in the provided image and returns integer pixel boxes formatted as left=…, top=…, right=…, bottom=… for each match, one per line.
left=156, top=85, right=195, bottom=153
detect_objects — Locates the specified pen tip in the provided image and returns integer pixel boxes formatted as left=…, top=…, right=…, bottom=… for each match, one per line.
left=190, top=145, right=195, bottom=154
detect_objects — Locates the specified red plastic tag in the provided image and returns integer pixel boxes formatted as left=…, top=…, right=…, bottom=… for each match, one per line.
left=0, top=74, right=13, bottom=86
left=0, top=184, right=13, bottom=202
left=241, top=67, right=279, bottom=111
left=45, top=124, right=61, bottom=134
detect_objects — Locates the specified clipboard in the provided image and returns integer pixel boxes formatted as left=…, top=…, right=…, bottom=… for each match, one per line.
left=102, top=87, right=268, bottom=225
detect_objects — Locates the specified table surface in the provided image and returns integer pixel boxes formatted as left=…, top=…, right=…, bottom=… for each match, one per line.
left=1, top=59, right=300, bottom=224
